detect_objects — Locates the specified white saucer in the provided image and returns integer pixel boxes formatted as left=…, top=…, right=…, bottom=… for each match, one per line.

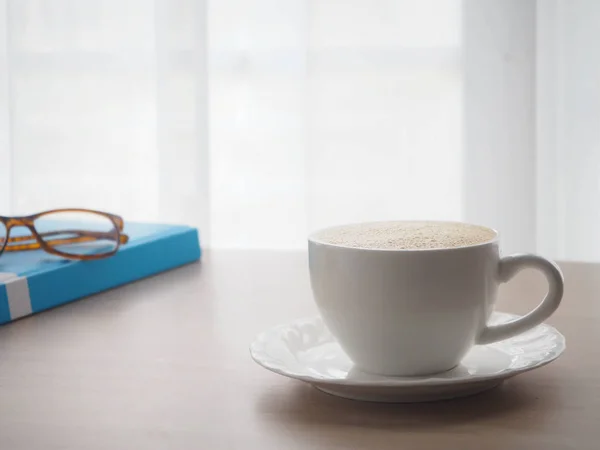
left=250, top=312, right=566, bottom=403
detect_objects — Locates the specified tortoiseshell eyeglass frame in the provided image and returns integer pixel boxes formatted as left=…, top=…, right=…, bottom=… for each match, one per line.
left=0, top=208, right=129, bottom=260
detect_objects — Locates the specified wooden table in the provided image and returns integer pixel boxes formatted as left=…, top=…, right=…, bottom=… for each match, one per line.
left=0, top=251, right=598, bottom=449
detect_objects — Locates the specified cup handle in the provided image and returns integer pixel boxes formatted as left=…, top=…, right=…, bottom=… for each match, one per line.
left=476, top=254, right=564, bottom=345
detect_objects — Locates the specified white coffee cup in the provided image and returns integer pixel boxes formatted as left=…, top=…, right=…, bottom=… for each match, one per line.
left=308, top=221, right=564, bottom=377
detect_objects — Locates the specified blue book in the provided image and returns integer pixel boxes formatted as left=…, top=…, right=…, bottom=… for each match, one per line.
left=0, top=222, right=201, bottom=325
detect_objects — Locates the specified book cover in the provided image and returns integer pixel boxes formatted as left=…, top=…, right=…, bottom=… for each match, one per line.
left=0, top=222, right=201, bottom=324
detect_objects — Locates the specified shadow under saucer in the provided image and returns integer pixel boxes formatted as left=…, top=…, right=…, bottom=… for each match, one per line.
left=313, top=364, right=501, bottom=403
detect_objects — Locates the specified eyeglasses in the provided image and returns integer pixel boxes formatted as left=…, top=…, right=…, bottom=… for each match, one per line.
left=0, top=209, right=129, bottom=260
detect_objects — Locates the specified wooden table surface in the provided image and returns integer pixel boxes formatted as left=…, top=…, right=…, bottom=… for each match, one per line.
left=0, top=250, right=598, bottom=449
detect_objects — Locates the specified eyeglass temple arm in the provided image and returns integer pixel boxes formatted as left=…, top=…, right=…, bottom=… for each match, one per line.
left=110, top=214, right=125, bottom=231
left=2, top=230, right=129, bottom=252
left=8, top=229, right=128, bottom=242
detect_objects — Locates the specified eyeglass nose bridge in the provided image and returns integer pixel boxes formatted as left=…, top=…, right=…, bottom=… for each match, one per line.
left=0, top=219, right=39, bottom=255
left=1, top=220, right=40, bottom=247
left=3, top=217, right=34, bottom=230
left=3, top=219, right=38, bottom=242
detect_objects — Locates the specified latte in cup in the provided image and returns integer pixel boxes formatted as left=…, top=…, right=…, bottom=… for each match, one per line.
left=308, top=221, right=564, bottom=376
left=313, top=221, right=497, bottom=250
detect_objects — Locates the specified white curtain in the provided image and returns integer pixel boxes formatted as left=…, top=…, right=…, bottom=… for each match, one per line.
left=0, top=0, right=208, bottom=235
left=0, top=0, right=597, bottom=260
left=536, top=0, right=600, bottom=262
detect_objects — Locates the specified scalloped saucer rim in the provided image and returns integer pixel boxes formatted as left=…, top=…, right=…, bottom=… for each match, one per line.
left=250, top=312, right=566, bottom=389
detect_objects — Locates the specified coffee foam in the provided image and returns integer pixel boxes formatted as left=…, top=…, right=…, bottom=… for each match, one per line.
left=312, top=221, right=496, bottom=250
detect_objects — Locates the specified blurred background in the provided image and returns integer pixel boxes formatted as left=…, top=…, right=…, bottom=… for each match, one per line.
left=0, top=0, right=596, bottom=260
